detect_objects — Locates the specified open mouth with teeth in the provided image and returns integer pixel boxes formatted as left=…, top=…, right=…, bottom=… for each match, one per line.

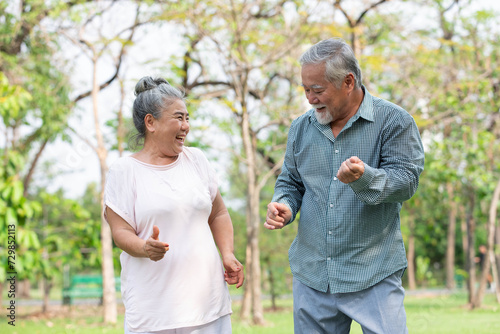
left=176, top=135, right=186, bottom=144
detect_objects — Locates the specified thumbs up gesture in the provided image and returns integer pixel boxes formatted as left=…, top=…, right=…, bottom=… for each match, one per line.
left=143, top=225, right=169, bottom=262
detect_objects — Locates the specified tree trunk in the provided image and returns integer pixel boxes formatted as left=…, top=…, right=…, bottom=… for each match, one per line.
left=473, top=178, right=500, bottom=307
left=265, top=257, right=277, bottom=310
left=117, top=79, right=125, bottom=157
left=18, top=279, right=31, bottom=298
left=446, top=182, right=457, bottom=289
left=91, top=57, right=117, bottom=324
left=249, top=189, right=264, bottom=324
left=460, top=205, right=468, bottom=266
left=496, top=225, right=500, bottom=303
left=42, top=225, right=50, bottom=314
left=466, top=191, right=476, bottom=307
left=42, top=278, right=52, bottom=314
left=239, top=106, right=265, bottom=325
left=240, top=240, right=253, bottom=321
left=23, top=138, right=48, bottom=196
left=100, top=165, right=117, bottom=323
left=407, top=213, right=416, bottom=290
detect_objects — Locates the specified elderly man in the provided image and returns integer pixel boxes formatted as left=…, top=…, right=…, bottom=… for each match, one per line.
left=265, top=38, right=424, bottom=334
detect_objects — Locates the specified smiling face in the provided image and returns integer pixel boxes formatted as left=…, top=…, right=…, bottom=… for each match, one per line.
left=145, top=99, right=190, bottom=160
left=301, top=62, right=349, bottom=125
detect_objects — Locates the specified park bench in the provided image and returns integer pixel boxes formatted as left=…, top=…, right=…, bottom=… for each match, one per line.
left=62, top=274, right=121, bottom=305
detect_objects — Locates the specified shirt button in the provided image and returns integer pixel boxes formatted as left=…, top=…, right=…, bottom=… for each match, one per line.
left=327, top=257, right=331, bottom=261
left=329, top=203, right=333, bottom=208
left=335, top=149, right=339, bottom=153
left=328, top=231, right=332, bottom=235
left=333, top=177, right=338, bottom=181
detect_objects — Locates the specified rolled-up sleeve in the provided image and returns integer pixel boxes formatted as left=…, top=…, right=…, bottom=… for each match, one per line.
left=104, top=160, right=137, bottom=230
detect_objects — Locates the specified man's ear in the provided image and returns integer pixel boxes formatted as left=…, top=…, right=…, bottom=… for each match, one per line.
left=144, top=114, right=155, bottom=133
left=344, top=73, right=355, bottom=91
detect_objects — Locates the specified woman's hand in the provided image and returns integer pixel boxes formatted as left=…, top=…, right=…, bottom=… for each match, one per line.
left=107, top=208, right=169, bottom=260
left=143, top=225, right=170, bottom=262
left=222, top=254, right=244, bottom=288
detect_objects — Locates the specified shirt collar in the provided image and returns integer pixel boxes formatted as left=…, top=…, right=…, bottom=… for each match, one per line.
left=357, top=86, right=374, bottom=122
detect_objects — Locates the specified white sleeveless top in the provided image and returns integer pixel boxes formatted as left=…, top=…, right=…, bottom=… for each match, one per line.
left=104, top=147, right=232, bottom=332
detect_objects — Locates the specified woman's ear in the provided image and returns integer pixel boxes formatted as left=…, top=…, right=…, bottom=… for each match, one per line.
left=144, top=114, right=155, bottom=133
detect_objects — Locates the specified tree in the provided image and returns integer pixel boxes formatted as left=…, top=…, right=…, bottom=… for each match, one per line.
left=56, top=1, right=148, bottom=323
left=333, top=0, right=392, bottom=58
left=0, top=0, right=85, bottom=303
left=0, top=0, right=78, bottom=193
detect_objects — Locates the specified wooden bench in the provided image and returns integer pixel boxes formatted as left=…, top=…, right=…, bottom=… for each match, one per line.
left=62, top=274, right=121, bottom=305
left=453, top=269, right=467, bottom=289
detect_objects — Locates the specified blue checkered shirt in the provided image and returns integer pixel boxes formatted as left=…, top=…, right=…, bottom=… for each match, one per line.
left=272, top=87, right=424, bottom=293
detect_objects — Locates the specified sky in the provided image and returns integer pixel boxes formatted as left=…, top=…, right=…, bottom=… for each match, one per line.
left=33, top=0, right=499, bottom=201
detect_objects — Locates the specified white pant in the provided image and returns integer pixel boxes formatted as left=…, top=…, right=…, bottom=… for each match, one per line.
left=124, top=314, right=232, bottom=334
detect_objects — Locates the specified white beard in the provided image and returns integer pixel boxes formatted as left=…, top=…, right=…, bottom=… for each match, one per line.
left=315, top=109, right=333, bottom=125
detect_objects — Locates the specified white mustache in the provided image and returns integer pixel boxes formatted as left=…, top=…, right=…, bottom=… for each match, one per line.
left=312, top=104, right=326, bottom=109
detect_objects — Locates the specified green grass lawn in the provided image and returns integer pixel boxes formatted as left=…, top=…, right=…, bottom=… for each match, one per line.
left=2, top=292, right=499, bottom=333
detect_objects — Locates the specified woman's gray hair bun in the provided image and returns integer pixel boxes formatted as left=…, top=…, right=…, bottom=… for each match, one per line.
left=134, top=76, right=170, bottom=96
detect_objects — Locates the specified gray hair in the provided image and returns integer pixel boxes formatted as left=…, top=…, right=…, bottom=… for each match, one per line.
left=300, top=38, right=362, bottom=89
left=131, top=76, right=185, bottom=147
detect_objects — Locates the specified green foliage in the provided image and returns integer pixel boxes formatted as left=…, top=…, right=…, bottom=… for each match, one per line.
left=228, top=207, right=247, bottom=263
left=35, top=188, right=102, bottom=277
left=0, top=73, right=32, bottom=125
left=0, top=74, right=43, bottom=282
left=0, top=150, right=42, bottom=282
left=415, top=256, right=436, bottom=287
left=105, top=116, right=137, bottom=153
left=1, top=0, right=73, bottom=158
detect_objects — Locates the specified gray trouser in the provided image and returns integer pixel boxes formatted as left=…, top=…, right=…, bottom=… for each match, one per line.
left=293, top=270, right=408, bottom=334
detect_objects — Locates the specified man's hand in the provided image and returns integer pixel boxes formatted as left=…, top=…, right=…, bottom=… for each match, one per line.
left=337, top=156, right=365, bottom=184
left=143, top=225, right=169, bottom=262
left=222, top=255, right=244, bottom=288
left=264, top=202, right=292, bottom=230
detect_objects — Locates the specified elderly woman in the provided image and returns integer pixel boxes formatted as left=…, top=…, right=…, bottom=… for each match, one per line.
left=104, top=76, right=244, bottom=334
